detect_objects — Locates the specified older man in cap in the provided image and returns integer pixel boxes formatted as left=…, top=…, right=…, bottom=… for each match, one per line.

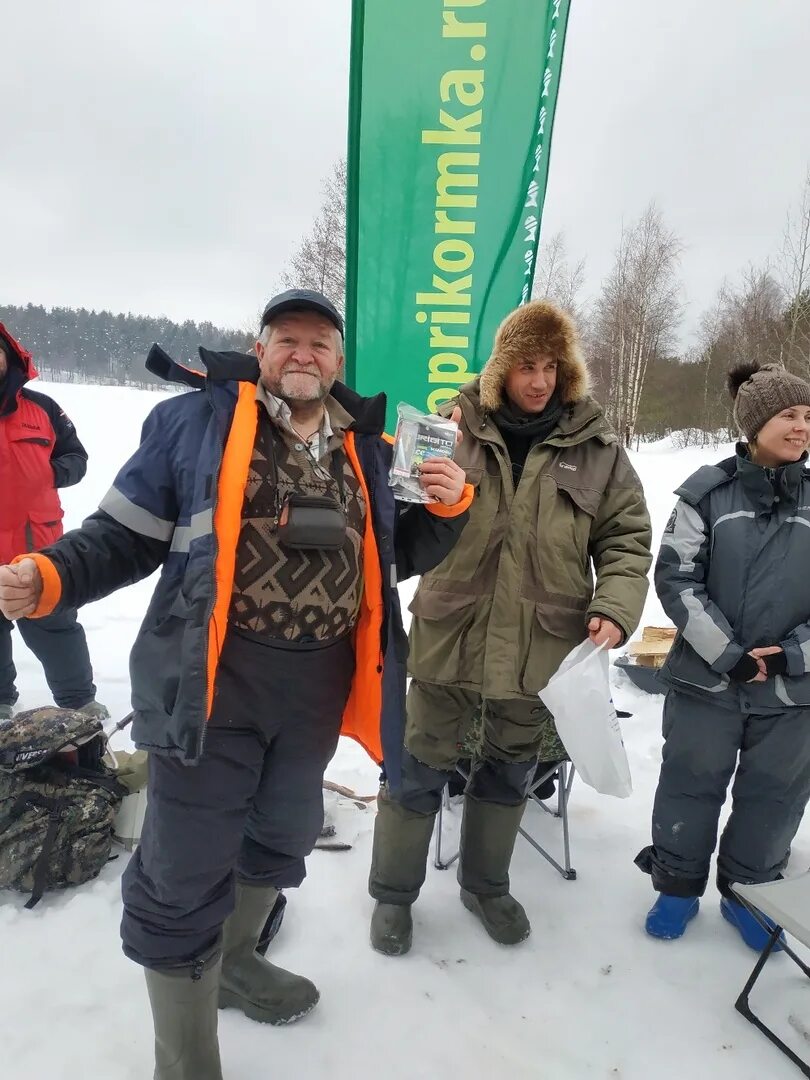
left=0, top=289, right=472, bottom=1080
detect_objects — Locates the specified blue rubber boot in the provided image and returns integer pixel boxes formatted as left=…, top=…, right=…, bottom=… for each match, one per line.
left=645, top=894, right=700, bottom=940
left=720, top=897, right=785, bottom=952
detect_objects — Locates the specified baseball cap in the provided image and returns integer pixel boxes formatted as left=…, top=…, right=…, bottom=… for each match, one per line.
left=260, top=289, right=344, bottom=337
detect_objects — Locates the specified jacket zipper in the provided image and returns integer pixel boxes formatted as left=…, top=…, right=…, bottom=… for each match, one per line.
left=364, top=436, right=385, bottom=672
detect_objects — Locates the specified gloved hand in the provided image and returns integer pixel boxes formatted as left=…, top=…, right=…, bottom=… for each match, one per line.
left=750, top=646, right=788, bottom=678
left=728, top=653, right=765, bottom=683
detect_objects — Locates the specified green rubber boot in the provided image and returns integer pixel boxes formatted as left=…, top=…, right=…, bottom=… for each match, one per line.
left=144, top=960, right=223, bottom=1080
left=219, top=882, right=319, bottom=1024
left=370, top=902, right=414, bottom=957
left=458, top=795, right=531, bottom=945
left=368, top=787, right=437, bottom=956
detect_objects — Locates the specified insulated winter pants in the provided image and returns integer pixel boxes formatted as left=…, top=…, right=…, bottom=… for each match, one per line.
left=0, top=609, right=96, bottom=709
left=392, top=679, right=560, bottom=812
left=121, top=629, right=354, bottom=970
left=369, top=681, right=558, bottom=904
left=636, top=689, right=810, bottom=897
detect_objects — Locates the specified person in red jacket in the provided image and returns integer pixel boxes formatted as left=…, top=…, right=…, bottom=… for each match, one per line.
left=0, top=323, right=107, bottom=722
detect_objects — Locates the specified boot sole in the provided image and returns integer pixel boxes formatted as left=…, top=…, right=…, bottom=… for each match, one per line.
left=369, top=904, right=413, bottom=956
left=218, top=987, right=320, bottom=1025
left=460, top=889, right=531, bottom=945
left=370, top=933, right=412, bottom=957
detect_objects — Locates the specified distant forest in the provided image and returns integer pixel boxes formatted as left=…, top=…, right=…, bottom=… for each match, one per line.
left=0, top=303, right=255, bottom=389
left=5, top=145, right=810, bottom=448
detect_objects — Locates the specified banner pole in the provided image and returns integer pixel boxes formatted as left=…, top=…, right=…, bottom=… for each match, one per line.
left=344, top=0, right=366, bottom=388
left=524, top=0, right=573, bottom=302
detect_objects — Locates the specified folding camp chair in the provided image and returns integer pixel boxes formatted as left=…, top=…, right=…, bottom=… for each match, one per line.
left=731, top=873, right=810, bottom=1078
left=433, top=759, right=577, bottom=881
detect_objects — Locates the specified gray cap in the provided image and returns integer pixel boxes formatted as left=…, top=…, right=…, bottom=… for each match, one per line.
left=260, top=289, right=344, bottom=337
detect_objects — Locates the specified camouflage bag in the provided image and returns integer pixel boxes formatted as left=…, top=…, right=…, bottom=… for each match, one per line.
left=0, top=707, right=127, bottom=908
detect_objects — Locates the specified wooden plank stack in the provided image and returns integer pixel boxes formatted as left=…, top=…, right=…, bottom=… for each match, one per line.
left=627, top=626, right=677, bottom=669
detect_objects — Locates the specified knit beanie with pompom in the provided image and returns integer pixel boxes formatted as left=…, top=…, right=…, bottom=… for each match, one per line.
left=727, top=361, right=810, bottom=441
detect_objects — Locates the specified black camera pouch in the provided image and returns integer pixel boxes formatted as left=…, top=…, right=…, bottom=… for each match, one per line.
left=265, top=423, right=351, bottom=551
left=277, top=493, right=348, bottom=551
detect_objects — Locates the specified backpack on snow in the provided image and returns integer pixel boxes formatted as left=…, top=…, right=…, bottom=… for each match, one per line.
left=0, top=707, right=127, bottom=908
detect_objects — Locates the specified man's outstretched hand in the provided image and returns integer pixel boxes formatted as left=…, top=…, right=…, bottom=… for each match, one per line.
left=0, top=559, right=43, bottom=619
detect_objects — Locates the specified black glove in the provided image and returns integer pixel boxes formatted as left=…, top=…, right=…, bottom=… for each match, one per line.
left=763, top=651, right=788, bottom=678
left=728, top=653, right=761, bottom=683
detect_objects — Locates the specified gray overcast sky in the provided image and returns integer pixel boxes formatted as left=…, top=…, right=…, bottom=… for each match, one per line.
left=2, top=0, right=808, bottom=344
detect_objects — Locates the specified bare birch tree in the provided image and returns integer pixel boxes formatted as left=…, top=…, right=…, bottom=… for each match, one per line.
left=692, top=266, right=784, bottom=437
left=591, top=205, right=682, bottom=445
left=721, top=265, right=783, bottom=365
left=280, top=158, right=347, bottom=312
left=696, top=288, right=729, bottom=441
left=531, top=231, right=587, bottom=322
left=778, top=167, right=810, bottom=374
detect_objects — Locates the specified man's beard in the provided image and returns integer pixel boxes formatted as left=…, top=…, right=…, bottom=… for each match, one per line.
left=266, top=368, right=333, bottom=406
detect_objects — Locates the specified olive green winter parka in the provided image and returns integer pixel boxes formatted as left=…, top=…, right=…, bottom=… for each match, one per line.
left=408, top=302, right=652, bottom=702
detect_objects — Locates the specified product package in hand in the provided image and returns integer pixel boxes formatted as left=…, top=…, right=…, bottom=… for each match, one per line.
left=389, top=403, right=458, bottom=504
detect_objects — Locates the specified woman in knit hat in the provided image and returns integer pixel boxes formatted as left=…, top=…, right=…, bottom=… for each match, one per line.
left=636, top=361, right=810, bottom=947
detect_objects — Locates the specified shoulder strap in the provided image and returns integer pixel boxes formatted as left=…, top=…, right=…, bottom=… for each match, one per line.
left=7, top=791, right=69, bottom=909
left=265, top=422, right=348, bottom=511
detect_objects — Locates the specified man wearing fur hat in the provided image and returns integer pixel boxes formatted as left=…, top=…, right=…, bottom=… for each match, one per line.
left=369, top=300, right=652, bottom=955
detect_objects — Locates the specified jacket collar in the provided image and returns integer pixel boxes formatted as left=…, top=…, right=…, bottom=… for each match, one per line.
left=458, top=377, right=613, bottom=447
left=735, top=443, right=807, bottom=510
left=145, top=344, right=387, bottom=436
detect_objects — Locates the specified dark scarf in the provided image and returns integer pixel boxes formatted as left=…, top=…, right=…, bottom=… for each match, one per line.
left=493, top=391, right=565, bottom=485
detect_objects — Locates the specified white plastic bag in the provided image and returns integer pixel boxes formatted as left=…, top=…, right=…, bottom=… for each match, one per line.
left=538, top=640, right=632, bottom=798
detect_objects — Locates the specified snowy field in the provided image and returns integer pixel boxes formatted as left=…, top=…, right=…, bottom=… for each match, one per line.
left=2, top=380, right=809, bottom=1080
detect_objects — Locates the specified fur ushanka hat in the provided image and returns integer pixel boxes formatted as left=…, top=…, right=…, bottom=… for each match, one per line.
left=478, top=300, right=589, bottom=412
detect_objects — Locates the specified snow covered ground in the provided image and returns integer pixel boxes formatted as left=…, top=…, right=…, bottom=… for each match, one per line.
left=2, top=381, right=809, bottom=1080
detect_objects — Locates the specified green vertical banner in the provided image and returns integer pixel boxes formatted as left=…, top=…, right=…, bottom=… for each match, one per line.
left=345, top=0, right=572, bottom=424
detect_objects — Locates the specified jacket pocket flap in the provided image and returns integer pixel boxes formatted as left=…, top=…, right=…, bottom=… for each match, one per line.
left=535, top=602, right=587, bottom=640
left=409, top=588, right=476, bottom=620
left=555, top=481, right=602, bottom=517
left=26, top=508, right=63, bottom=524
left=8, top=432, right=51, bottom=445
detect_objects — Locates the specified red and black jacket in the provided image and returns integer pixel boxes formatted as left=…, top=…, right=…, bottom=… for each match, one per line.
left=0, top=323, right=88, bottom=564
